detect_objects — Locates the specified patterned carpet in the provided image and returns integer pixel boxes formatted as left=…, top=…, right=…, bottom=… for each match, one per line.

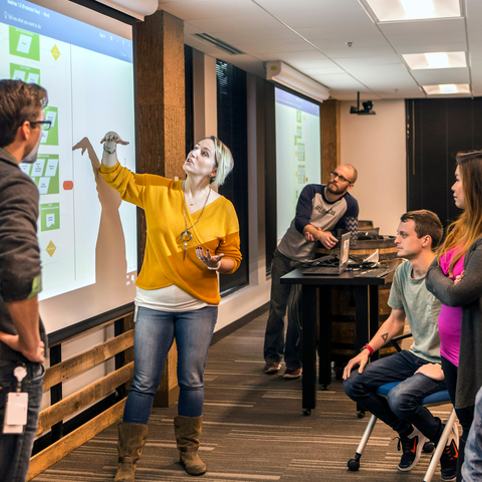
left=32, top=310, right=455, bottom=482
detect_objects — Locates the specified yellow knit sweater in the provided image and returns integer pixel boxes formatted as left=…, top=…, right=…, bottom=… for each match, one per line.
left=99, top=163, right=242, bottom=305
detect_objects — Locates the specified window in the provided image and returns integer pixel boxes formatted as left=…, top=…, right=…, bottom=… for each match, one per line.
left=216, top=60, right=249, bottom=294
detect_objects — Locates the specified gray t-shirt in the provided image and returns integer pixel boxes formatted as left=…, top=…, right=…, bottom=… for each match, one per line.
left=388, top=260, right=442, bottom=364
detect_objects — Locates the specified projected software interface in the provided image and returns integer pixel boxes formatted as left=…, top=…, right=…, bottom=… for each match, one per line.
left=0, top=0, right=137, bottom=328
left=275, top=88, right=321, bottom=241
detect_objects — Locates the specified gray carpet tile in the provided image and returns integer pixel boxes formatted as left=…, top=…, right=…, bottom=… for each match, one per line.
left=32, top=311, right=456, bottom=482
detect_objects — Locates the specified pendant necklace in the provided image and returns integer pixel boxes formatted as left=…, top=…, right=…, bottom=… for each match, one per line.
left=181, top=181, right=211, bottom=260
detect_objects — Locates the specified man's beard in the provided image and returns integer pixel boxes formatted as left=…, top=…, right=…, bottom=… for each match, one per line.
left=326, top=182, right=347, bottom=196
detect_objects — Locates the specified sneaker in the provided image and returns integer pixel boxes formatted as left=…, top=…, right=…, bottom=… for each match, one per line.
left=397, top=427, right=427, bottom=471
left=263, top=361, right=281, bottom=374
left=283, top=367, right=302, bottom=379
left=440, top=422, right=459, bottom=481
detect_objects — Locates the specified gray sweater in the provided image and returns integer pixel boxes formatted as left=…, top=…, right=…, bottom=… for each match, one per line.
left=426, top=238, right=482, bottom=409
left=0, top=148, right=47, bottom=362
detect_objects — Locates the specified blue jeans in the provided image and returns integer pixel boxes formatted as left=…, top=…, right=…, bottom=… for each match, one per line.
left=123, top=305, right=218, bottom=424
left=263, top=249, right=302, bottom=369
left=344, top=350, right=446, bottom=441
left=462, top=386, right=482, bottom=482
left=0, top=360, right=44, bottom=482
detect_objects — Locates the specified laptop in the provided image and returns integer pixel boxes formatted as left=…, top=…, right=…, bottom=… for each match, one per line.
left=303, top=232, right=351, bottom=275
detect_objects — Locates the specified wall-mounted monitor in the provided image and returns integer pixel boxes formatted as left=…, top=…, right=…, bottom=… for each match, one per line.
left=0, top=0, right=138, bottom=334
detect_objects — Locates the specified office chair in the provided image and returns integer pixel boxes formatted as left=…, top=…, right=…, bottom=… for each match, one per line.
left=347, top=334, right=457, bottom=482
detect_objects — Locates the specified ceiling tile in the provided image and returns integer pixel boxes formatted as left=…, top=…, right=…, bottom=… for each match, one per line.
left=410, top=68, right=470, bottom=84
left=378, top=18, right=466, bottom=36
left=212, top=29, right=297, bottom=45
left=158, top=0, right=260, bottom=20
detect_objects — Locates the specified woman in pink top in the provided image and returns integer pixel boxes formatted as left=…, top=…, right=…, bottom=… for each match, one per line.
left=427, top=150, right=482, bottom=481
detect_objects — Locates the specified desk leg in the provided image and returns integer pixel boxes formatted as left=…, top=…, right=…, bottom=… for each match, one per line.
left=369, top=285, right=380, bottom=362
left=318, top=286, right=331, bottom=389
left=302, top=285, right=317, bottom=414
left=355, top=285, right=369, bottom=353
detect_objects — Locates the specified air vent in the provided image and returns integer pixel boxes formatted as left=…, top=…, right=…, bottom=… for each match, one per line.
left=192, top=33, right=245, bottom=55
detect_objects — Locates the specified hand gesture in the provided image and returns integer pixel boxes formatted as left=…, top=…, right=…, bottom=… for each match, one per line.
left=342, top=350, right=370, bottom=380
left=0, top=331, right=45, bottom=363
left=196, top=247, right=224, bottom=270
left=100, top=131, right=129, bottom=154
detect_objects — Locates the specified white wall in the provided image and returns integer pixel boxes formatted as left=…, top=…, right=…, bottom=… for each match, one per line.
left=340, top=99, right=406, bottom=236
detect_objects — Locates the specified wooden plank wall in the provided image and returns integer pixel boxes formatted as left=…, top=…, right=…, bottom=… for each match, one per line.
left=27, top=314, right=135, bottom=480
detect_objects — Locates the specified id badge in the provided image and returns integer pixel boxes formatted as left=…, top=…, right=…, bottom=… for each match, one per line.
left=3, top=392, right=28, bottom=434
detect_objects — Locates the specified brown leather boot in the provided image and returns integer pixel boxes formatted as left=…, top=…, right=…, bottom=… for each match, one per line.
left=174, top=415, right=207, bottom=476
left=114, top=422, right=148, bottom=482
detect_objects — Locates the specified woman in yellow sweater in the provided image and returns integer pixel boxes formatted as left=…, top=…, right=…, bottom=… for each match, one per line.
left=99, top=132, right=241, bottom=480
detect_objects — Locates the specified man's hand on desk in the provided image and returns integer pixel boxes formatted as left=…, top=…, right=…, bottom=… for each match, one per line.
left=342, top=350, right=370, bottom=381
left=317, top=230, right=339, bottom=249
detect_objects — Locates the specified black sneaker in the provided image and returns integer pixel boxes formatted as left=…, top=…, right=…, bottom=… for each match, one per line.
left=397, top=428, right=427, bottom=471
left=440, top=422, right=459, bottom=481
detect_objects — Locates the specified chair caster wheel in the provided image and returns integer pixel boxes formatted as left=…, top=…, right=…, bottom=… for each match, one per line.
left=423, top=441, right=434, bottom=453
left=320, top=384, right=329, bottom=391
left=357, top=411, right=365, bottom=419
left=303, top=409, right=311, bottom=416
left=347, top=458, right=360, bottom=471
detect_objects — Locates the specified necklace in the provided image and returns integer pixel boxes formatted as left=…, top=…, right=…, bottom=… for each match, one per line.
left=180, top=181, right=211, bottom=260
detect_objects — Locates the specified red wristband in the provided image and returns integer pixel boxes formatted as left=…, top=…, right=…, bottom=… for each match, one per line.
left=362, top=344, right=374, bottom=356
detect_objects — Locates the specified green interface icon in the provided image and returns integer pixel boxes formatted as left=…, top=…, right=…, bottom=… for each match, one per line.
left=22, top=154, right=60, bottom=195
left=40, top=203, right=60, bottom=231
left=9, top=27, right=40, bottom=61
left=41, top=107, right=59, bottom=146
left=10, top=63, right=41, bottom=84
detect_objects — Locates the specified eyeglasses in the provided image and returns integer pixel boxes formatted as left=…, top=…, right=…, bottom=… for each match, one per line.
left=30, top=120, right=52, bottom=131
left=330, top=171, right=353, bottom=183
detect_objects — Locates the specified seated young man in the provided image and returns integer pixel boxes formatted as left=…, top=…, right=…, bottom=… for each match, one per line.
left=343, top=210, right=458, bottom=481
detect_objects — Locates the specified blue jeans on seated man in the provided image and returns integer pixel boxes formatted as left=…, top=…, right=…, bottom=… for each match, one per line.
left=343, top=350, right=446, bottom=442
left=0, top=360, right=44, bottom=482
left=263, top=249, right=302, bottom=369
left=123, top=305, right=218, bottom=425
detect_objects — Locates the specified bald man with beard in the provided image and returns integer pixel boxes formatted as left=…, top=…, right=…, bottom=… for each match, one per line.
left=263, top=165, right=359, bottom=379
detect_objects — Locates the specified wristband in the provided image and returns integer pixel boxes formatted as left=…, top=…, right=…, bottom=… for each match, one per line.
left=207, top=261, right=221, bottom=271
left=103, top=143, right=116, bottom=154
left=362, top=344, right=374, bottom=356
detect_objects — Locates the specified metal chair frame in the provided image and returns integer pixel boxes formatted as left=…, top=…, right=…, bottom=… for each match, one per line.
left=347, top=334, right=457, bottom=482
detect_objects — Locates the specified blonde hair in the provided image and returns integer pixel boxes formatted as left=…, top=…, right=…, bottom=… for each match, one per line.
left=437, top=150, right=482, bottom=276
left=207, top=136, right=234, bottom=187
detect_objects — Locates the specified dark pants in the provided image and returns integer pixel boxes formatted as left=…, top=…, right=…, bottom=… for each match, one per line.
left=263, top=249, right=302, bottom=369
left=441, top=356, right=475, bottom=482
left=0, top=360, right=44, bottom=482
left=344, top=350, right=446, bottom=441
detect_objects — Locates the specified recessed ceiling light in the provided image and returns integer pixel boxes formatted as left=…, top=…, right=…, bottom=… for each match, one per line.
left=423, top=83, right=471, bottom=95
left=403, top=51, right=466, bottom=70
left=364, top=0, right=461, bottom=22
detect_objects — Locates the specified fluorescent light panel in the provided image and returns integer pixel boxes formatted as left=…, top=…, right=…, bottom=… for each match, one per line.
left=423, top=83, right=470, bottom=95
left=365, top=0, right=461, bottom=22
left=403, top=51, right=466, bottom=70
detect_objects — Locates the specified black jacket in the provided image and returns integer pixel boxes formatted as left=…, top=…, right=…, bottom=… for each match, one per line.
left=426, top=238, right=482, bottom=409
left=0, top=148, right=47, bottom=362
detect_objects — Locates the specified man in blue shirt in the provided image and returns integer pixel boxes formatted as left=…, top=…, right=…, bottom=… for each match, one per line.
left=263, top=165, right=359, bottom=378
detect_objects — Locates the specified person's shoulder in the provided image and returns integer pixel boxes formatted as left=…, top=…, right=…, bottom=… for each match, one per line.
left=394, top=260, right=410, bottom=279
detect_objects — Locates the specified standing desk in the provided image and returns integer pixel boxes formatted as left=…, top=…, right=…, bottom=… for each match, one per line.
left=280, top=266, right=396, bottom=415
